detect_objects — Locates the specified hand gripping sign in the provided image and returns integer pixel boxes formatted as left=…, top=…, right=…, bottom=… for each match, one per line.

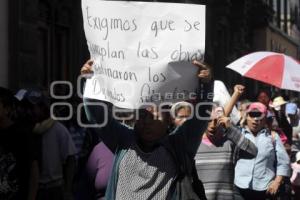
left=82, top=0, right=206, bottom=109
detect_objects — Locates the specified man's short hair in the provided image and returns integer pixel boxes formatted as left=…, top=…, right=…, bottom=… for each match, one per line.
left=0, top=87, right=15, bottom=109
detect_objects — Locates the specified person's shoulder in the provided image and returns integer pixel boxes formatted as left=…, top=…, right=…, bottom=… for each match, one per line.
left=53, top=120, right=66, bottom=128
left=52, top=121, right=71, bottom=134
left=239, top=126, right=250, bottom=135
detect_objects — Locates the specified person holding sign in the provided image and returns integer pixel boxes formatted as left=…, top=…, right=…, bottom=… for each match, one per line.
left=81, top=59, right=212, bottom=200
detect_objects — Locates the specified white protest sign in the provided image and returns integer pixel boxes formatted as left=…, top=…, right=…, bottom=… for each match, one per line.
left=82, top=0, right=206, bottom=109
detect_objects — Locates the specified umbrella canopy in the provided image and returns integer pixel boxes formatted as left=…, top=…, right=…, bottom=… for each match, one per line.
left=226, top=51, right=300, bottom=92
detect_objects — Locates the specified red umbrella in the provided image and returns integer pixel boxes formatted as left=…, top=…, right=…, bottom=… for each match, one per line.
left=226, top=51, right=300, bottom=92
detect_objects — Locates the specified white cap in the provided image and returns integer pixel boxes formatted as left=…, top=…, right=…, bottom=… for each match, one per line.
left=14, top=89, right=27, bottom=101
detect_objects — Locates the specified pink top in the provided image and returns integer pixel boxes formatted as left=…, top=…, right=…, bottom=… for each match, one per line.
left=202, top=137, right=213, bottom=146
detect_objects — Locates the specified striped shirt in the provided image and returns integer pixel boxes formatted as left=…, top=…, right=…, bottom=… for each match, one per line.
left=195, top=126, right=257, bottom=200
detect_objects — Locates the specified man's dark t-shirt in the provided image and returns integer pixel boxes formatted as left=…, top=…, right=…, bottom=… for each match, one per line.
left=0, top=122, right=40, bottom=200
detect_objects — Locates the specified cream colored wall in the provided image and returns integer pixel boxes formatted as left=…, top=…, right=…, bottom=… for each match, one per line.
left=266, top=27, right=298, bottom=58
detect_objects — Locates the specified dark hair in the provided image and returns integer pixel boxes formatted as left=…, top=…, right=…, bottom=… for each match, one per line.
left=24, top=89, right=50, bottom=107
left=0, top=87, right=15, bottom=109
left=256, top=89, right=271, bottom=100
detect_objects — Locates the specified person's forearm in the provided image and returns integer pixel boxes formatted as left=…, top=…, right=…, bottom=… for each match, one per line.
left=224, top=92, right=240, bottom=117
left=290, top=171, right=297, bottom=183
left=274, top=175, right=284, bottom=184
left=183, top=81, right=213, bottom=156
left=83, top=98, right=119, bottom=152
left=226, top=126, right=258, bottom=156
left=27, top=160, right=39, bottom=200
left=196, top=81, right=214, bottom=119
left=83, top=98, right=112, bottom=126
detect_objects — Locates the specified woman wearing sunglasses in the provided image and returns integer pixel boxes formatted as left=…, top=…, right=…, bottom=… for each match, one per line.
left=234, top=102, right=291, bottom=200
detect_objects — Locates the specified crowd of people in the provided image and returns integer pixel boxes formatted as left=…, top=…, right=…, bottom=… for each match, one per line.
left=1, top=59, right=300, bottom=200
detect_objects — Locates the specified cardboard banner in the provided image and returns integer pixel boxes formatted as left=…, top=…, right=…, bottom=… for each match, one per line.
left=82, top=0, right=206, bottom=108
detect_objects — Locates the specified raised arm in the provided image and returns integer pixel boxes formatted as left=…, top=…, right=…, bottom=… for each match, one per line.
left=81, top=60, right=133, bottom=152
left=290, top=164, right=300, bottom=185
left=221, top=85, right=257, bottom=156
left=225, top=125, right=258, bottom=157
left=170, top=61, right=213, bottom=157
left=224, top=84, right=245, bottom=117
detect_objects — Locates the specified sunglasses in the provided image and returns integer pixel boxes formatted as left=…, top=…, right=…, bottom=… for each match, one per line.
left=248, top=112, right=264, bottom=118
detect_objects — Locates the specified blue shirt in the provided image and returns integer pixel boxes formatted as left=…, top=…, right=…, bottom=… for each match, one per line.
left=234, top=128, right=290, bottom=191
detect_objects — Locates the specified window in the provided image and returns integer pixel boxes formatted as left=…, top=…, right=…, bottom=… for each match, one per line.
left=271, top=0, right=297, bottom=35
